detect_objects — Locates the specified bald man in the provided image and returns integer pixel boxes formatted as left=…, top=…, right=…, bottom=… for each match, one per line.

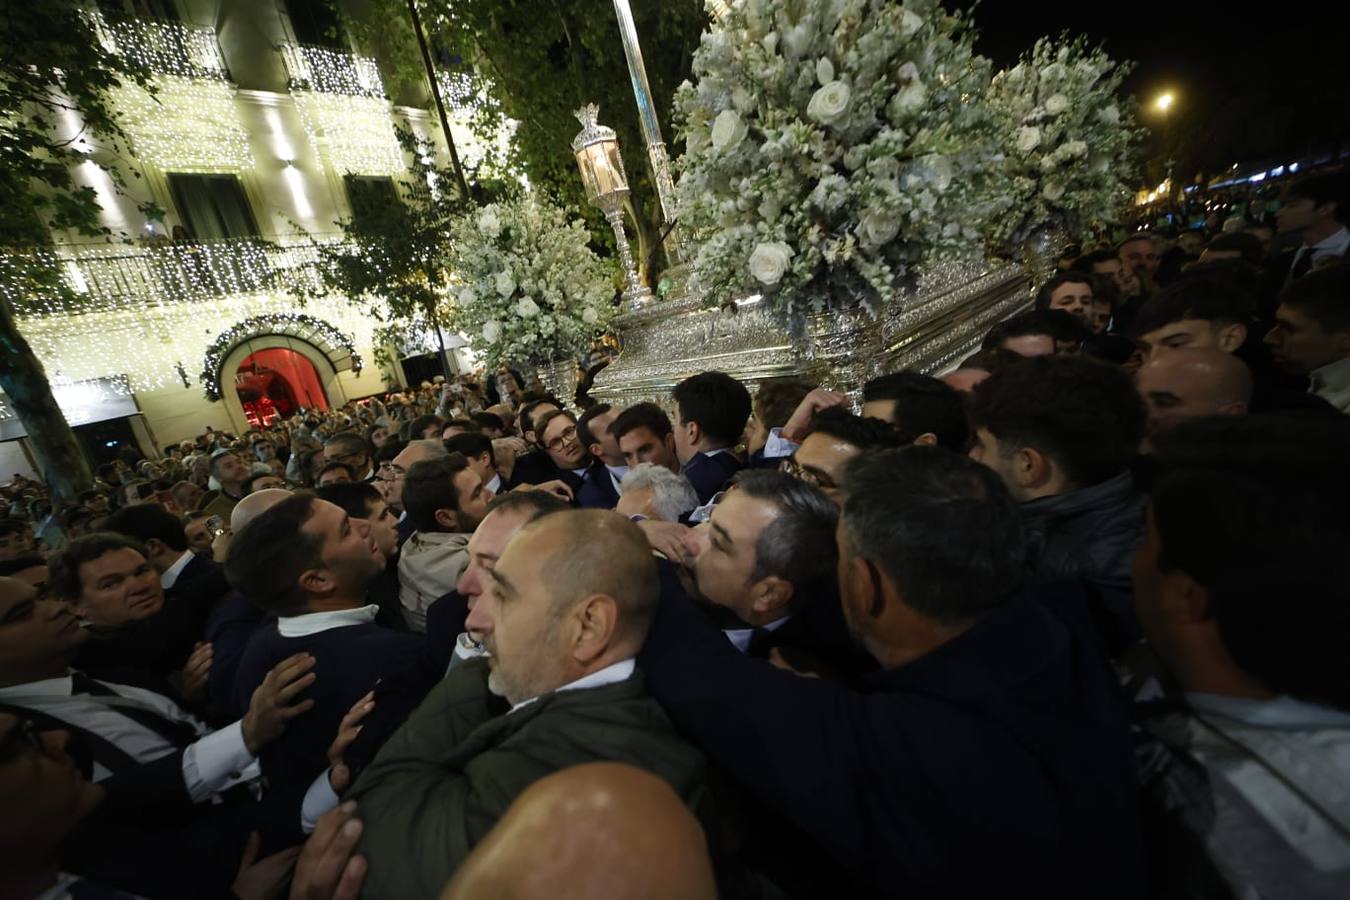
left=208, top=487, right=293, bottom=714
left=442, top=763, right=716, bottom=900
left=1135, top=347, right=1253, bottom=434
left=345, top=510, right=708, bottom=899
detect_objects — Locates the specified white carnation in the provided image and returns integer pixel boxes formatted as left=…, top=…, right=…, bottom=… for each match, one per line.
left=1061, top=140, right=1088, bottom=160
left=1016, top=126, right=1042, bottom=152
left=515, top=297, right=540, bottom=318
left=1042, top=181, right=1066, bottom=202
left=1097, top=104, right=1120, bottom=125
left=582, top=307, right=599, bottom=325
left=481, top=320, right=501, bottom=344
left=494, top=270, right=516, bottom=298
left=816, top=57, right=834, bottom=85
left=899, top=8, right=924, bottom=37
left=710, top=109, right=749, bottom=151
left=809, top=173, right=849, bottom=211
left=749, top=241, right=794, bottom=285
left=1044, top=93, right=1070, bottom=116
left=807, top=80, right=852, bottom=125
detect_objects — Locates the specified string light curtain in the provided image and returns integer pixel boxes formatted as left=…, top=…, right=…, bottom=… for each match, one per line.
left=283, top=44, right=405, bottom=176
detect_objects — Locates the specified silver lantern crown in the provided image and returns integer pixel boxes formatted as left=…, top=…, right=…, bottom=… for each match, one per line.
left=572, top=104, right=653, bottom=309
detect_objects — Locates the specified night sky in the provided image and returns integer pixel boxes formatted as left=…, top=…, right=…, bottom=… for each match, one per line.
left=956, top=1, right=1347, bottom=177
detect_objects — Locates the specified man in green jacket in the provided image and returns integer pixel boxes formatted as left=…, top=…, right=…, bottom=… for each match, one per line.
left=345, top=509, right=708, bottom=899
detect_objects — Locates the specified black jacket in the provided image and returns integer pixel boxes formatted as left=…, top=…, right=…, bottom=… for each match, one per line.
left=640, top=591, right=1144, bottom=898
left=1018, top=470, right=1145, bottom=655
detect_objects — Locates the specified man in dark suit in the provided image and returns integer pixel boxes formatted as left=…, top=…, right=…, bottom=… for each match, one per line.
left=530, top=410, right=595, bottom=497
left=639, top=447, right=1143, bottom=898
left=1265, top=172, right=1350, bottom=300
left=227, top=495, right=422, bottom=796
left=681, top=469, right=867, bottom=677
left=574, top=403, right=627, bottom=509
left=671, top=372, right=751, bottom=504
left=104, top=503, right=230, bottom=608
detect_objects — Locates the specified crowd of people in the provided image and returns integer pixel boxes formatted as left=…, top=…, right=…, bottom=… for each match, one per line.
left=0, top=170, right=1348, bottom=899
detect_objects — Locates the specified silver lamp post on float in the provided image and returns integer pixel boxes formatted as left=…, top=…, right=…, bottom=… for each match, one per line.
left=572, top=103, right=654, bottom=309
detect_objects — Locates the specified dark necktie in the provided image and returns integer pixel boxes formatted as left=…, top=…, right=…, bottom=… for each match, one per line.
left=71, top=672, right=201, bottom=749
left=1291, top=248, right=1317, bottom=281
left=747, top=627, right=776, bottom=659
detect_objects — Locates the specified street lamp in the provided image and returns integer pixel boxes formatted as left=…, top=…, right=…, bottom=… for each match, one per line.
left=572, top=103, right=653, bottom=309
left=1152, top=90, right=1178, bottom=199
left=1153, top=91, right=1175, bottom=114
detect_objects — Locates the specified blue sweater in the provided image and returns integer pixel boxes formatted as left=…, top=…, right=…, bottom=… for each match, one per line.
left=232, top=622, right=421, bottom=793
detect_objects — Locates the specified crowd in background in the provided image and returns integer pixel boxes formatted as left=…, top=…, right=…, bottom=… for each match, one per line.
left=0, top=170, right=1347, bottom=899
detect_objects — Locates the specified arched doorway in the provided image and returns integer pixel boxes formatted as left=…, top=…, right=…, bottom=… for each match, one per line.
left=234, top=347, right=329, bottom=427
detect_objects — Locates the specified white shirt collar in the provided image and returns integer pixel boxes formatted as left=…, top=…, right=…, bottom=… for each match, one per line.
left=160, top=549, right=196, bottom=589
left=704, top=447, right=733, bottom=458
left=510, top=658, right=636, bottom=713
left=722, top=615, right=791, bottom=653
left=0, top=675, right=75, bottom=701
left=277, top=604, right=379, bottom=638
left=1310, top=355, right=1350, bottom=393
left=605, top=464, right=629, bottom=495
left=1186, top=691, right=1350, bottom=731
left=1305, top=225, right=1350, bottom=256
left=487, top=473, right=503, bottom=495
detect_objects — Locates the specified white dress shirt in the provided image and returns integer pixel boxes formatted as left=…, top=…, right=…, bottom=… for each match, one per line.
left=1290, top=226, right=1350, bottom=281
left=487, top=473, right=503, bottom=495
left=606, top=464, right=629, bottom=496
left=277, top=603, right=379, bottom=638
left=723, top=615, right=791, bottom=654
left=511, top=658, right=636, bottom=714
left=763, top=427, right=801, bottom=460
left=1309, top=356, right=1350, bottom=415
left=0, top=675, right=258, bottom=802
left=159, top=549, right=196, bottom=590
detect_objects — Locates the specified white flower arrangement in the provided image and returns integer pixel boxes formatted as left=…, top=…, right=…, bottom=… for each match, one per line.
left=987, top=36, right=1143, bottom=250
left=447, top=195, right=617, bottom=369
left=673, top=0, right=1010, bottom=327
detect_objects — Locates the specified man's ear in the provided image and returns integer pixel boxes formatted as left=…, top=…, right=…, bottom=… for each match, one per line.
left=912, top=432, right=939, bottom=448
left=750, top=577, right=793, bottom=617
left=841, top=555, right=883, bottom=625
left=1161, top=570, right=1212, bottom=626
left=571, top=594, right=618, bottom=663
left=142, top=537, right=168, bottom=559
left=434, top=508, right=460, bottom=531
left=298, top=566, right=336, bottom=598
left=1216, top=322, right=1248, bottom=353
left=1016, top=446, right=1054, bottom=490
left=684, top=419, right=703, bottom=447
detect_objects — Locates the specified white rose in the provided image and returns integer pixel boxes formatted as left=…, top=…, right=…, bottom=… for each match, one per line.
left=494, top=270, right=516, bottom=298
left=749, top=241, right=794, bottom=285
left=1044, top=93, right=1070, bottom=116
left=515, top=297, right=540, bottom=318
left=859, top=210, right=901, bottom=248
left=1042, top=182, right=1066, bottom=202
left=1061, top=140, right=1088, bottom=159
left=710, top=109, right=749, bottom=151
left=1016, top=126, right=1042, bottom=152
left=1097, top=104, right=1120, bottom=125
left=477, top=207, right=501, bottom=238
left=807, top=80, right=852, bottom=125
left=481, top=320, right=501, bottom=344
left=899, top=8, right=924, bottom=37
left=582, top=307, right=599, bottom=325
left=816, top=57, right=834, bottom=86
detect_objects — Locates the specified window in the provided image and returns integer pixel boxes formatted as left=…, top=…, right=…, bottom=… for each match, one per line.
left=285, top=0, right=346, bottom=48
left=344, top=176, right=403, bottom=229
left=166, top=174, right=260, bottom=241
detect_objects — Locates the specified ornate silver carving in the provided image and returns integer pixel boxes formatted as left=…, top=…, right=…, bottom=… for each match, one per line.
left=536, top=357, right=579, bottom=405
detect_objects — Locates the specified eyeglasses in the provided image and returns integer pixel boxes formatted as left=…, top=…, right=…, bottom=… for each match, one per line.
left=545, top=425, right=579, bottom=453
left=779, top=457, right=836, bottom=491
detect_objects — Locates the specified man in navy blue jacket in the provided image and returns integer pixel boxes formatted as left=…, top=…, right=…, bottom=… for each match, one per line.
left=671, top=372, right=751, bottom=505
left=639, top=446, right=1143, bottom=898
left=226, top=495, right=421, bottom=796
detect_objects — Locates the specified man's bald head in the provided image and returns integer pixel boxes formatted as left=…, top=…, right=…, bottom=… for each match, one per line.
left=1135, top=347, right=1253, bottom=434
left=230, top=488, right=292, bottom=532
left=441, top=763, right=715, bottom=900
left=524, top=509, right=660, bottom=648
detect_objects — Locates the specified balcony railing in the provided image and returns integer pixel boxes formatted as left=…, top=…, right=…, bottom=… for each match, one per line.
left=91, top=12, right=229, bottom=81
left=4, top=236, right=347, bottom=319
left=281, top=43, right=386, bottom=98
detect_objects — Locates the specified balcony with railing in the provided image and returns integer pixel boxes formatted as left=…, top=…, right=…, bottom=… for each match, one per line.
left=91, top=11, right=229, bottom=81
left=281, top=43, right=386, bottom=98
left=4, top=236, right=346, bottom=319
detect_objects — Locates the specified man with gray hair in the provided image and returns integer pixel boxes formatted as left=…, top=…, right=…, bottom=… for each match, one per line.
left=681, top=470, right=861, bottom=672
left=616, top=463, right=700, bottom=523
